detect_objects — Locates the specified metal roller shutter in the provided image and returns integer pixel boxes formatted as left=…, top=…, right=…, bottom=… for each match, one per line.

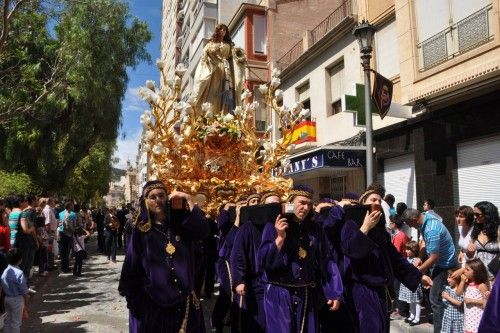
left=457, top=135, right=500, bottom=208
left=384, top=154, right=418, bottom=240
left=384, top=154, right=417, bottom=209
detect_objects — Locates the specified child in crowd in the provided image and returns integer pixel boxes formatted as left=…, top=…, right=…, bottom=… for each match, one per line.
left=398, top=241, right=423, bottom=326
left=461, top=258, right=490, bottom=333
left=0, top=248, right=29, bottom=333
left=441, top=268, right=464, bottom=333
left=72, top=228, right=90, bottom=277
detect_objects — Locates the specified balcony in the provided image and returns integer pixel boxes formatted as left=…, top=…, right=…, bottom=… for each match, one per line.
left=277, top=0, right=353, bottom=71
left=417, top=4, right=493, bottom=71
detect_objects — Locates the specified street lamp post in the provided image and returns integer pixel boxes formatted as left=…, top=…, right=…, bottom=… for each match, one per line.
left=353, top=20, right=376, bottom=186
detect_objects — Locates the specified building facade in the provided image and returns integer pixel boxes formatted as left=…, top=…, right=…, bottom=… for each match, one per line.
left=371, top=0, right=500, bottom=224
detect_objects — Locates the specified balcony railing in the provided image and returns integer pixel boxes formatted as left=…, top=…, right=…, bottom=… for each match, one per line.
left=277, top=0, right=353, bottom=71
left=311, top=0, right=352, bottom=44
left=418, top=4, right=493, bottom=71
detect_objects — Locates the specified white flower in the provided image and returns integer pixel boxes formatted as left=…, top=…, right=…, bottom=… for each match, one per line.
left=202, top=102, right=212, bottom=113
left=272, top=68, right=281, bottom=78
left=143, top=143, right=151, bottom=151
left=274, top=89, right=283, bottom=98
left=184, top=103, right=193, bottom=115
left=258, top=84, right=268, bottom=95
left=181, top=154, right=189, bottom=160
left=223, top=113, right=234, bottom=122
left=156, top=59, right=165, bottom=70
left=248, top=101, right=259, bottom=111
left=233, top=106, right=243, bottom=116
left=263, top=142, right=272, bottom=151
left=165, top=80, right=174, bottom=89
left=241, top=89, right=252, bottom=101
left=139, top=114, right=151, bottom=125
left=174, top=135, right=184, bottom=144
left=164, top=160, right=173, bottom=169
left=175, top=63, right=187, bottom=77
left=144, top=130, right=154, bottom=140
left=270, top=77, right=280, bottom=88
left=146, top=80, right=156, bottom=91
left=159, top=89, right=169, bottom=99
left=175, top=101, right=187, bottom=112
left=205, top=110, right=214, bottom=118
left=300, top=108, right=310, bottom=118
left=152, top=144, right=164, bottom=155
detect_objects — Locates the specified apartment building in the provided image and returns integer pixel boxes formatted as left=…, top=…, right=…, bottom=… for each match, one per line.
left=274, top=0, right=408, bottom=200
left=371, top=0, right=500, bottom=223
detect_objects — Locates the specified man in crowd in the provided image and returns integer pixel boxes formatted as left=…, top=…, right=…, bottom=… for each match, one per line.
left=402, top=208, right=456, bottom=333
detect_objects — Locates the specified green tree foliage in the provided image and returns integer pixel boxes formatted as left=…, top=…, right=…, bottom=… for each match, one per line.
left=0, top=170, right=40, bottom=196
left=0, top=0, right=151, bottom=199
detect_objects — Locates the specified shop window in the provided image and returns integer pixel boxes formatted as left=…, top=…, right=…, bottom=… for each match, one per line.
left=330, top=176, right=345, bottom=201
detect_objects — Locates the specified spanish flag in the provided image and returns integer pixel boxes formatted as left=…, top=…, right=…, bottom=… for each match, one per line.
left=284, top=121, right=317, bottom=144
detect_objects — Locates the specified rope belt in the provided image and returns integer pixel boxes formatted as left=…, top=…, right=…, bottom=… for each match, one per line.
left=268, top=281, right=316, bottom=288
left=268, top=281, right=316, bottom=333
left=179, top=291, right=200, bottom=333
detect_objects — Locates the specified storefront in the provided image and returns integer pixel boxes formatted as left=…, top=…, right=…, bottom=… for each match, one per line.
left=285, top=146, right=366, bottom=201
left=374, top=90, right=500, bottom=226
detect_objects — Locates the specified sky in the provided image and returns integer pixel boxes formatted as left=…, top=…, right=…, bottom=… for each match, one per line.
left=114, top=0, right=162, bottom=169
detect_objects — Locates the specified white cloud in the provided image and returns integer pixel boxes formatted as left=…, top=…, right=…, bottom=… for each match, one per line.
left=113, top=129, right=142, bottom=169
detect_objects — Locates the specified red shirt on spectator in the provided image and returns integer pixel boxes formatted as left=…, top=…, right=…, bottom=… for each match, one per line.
left=0, top=224, right=10, bottom=252
left=392, top=230, right=410, bottom=257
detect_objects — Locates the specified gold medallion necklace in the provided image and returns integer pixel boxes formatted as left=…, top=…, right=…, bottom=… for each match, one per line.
left=153, top=225, right=176, bottom=256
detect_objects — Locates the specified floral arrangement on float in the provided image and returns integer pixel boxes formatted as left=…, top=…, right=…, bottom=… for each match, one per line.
left=137, top=60, right=310, bottom=216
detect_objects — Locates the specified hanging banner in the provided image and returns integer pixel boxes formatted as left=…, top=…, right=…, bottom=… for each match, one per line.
left=372, top=71, right=393, bottom=120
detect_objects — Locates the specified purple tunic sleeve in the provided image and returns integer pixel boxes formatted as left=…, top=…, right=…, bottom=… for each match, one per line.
left=320, top=228, right=343, bottom=300
left=341, top=219, right=377, bottom=259
left=118, top=227, right=144, bottom=314
left=230, top=224, right=248, bottom=287
left=258, top=223, right=288, bottom=272
left=387, top=240, right=422, bottom=292
left=217, top=210, right=231, bottom=233
left=478, top=271, right=500, bottom=332
left=181, top=205, right=210, bottom=239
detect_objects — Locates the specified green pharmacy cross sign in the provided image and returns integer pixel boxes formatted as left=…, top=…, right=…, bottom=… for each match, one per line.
left=344, top=83, right=379, bottom=126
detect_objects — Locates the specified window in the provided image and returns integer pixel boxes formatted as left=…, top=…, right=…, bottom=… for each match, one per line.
left=253, top=14, right=266, bottom=54
left=231, top=20, right=245, bottom=49
left=296, top=82, right=311, bottom=120
left=329, top=176, right=346, bottom=201
left=415, top=0, right=492, bottom=70
left=374, top=20, right=400, bottom=79
left=327, top=60, right=344, bottom=117
left=253, top=85, right=268, bottom=132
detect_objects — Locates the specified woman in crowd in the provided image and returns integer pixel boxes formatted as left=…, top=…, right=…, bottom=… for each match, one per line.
left=118, top=180, right=210, bottom=332
left=466, top=201, right=500, bottom=279
left=455, top=205, right=474, bottom=266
